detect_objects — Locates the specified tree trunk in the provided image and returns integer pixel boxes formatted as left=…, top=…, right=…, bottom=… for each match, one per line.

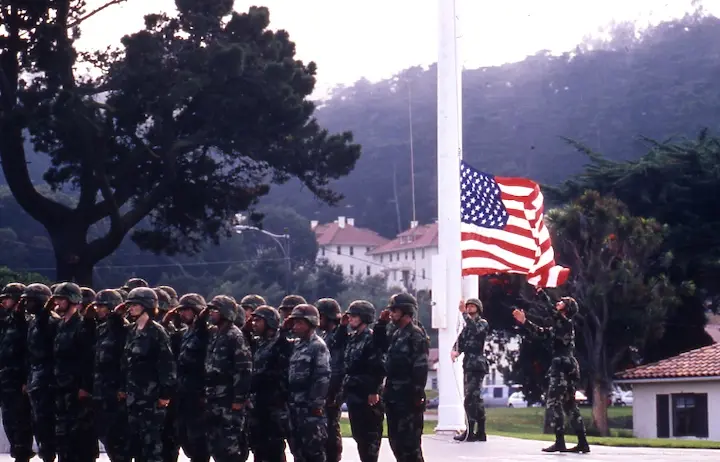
left=50, top=225, right=96, bottom=286
left=591, top=379, right=610, bottom=436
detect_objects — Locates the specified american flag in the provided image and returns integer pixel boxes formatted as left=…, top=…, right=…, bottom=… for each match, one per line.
left=460, top=160, right=570, bottom=288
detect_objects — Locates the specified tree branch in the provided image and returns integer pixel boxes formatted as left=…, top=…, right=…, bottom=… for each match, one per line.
left=67, top=0, right=130, bottom=29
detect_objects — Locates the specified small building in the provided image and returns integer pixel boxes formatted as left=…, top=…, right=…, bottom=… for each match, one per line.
left=312, top=216, right=389, bottom=279
left=368, top=221, right=438, bottom=291
left=614, top=343, right=720, bottom=441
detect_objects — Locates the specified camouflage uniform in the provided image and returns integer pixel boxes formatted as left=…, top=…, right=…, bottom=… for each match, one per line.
left=316, top=298, right=347, bottom=462
left=25, top=284, right=61, bottom=462
left=204, top=296, right=253, bottom=462
left=382, top=293, right=429, bottom=462
left=239, top=294, right=266, bottom=349
left=287, top=304, right=331, bottom=462
left=153, top=287, right=180, bottom=462
left=93, top=289, right=130, bottom=462
left=342, top=301, right=385, bottom=462
left=520, top=292, right=588, bottom=453
left=248, top=306, right=292, bottom=462
left=0, top=283, right=34, bottom=461
left=452, top=298, right=489, bottom=441
left=52, top=282, right=97, bottom=462
left=173, top=294, right=210, bottom=462
left=122, top=288, right=177, bottom=462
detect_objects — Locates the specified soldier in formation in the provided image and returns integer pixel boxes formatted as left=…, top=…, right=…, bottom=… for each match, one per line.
left=513, top=290, right=590, bottom=454
left=0, top=275, right=446, bottom=461
left=451, top=298, right=489, bottom=442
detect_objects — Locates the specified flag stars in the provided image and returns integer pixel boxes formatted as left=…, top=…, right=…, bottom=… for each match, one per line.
left=459, top=163, right=510, bottom=230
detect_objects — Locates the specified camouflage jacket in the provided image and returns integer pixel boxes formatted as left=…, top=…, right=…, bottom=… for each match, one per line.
left=383, top=321, right=429, bottom=406
left=0, top=309, right=30, bottom=391
left=205, top=323, right=252, bottom=403
left=93, top=315, right=129, bottom=400
left=176, top=320, right=209, bottom=396
left=54, top=311, right=95, bottom=392
left=122, top=320, right=177, bottom=403
left=251, top=331, right=292, bottom=408
left=26, top=309, right=61, bottom=392
left=287, top=333, right=330, bottom=411
left=453, top=313, right=489, bottom=373
left=319, top=324, right=348, bottom=397
left=342, top=327, right=384, bottom=405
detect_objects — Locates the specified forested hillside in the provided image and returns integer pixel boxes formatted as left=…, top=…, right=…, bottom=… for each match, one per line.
left=269, top=13, right=720, bottom=237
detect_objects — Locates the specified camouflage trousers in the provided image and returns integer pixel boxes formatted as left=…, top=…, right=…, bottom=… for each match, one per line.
left=463, top=371, right=486, bottom=423
left=347, top=401, right=384, bottom=462
left=546, top=375, right=585, bottom=435
left=288, top=407, right=328, bottom=462
left=94, top=396, right=130, bottom=462
left=386, top=404, right=424, bottom=462
left=162, top=399, right=180, bottom=462
left=174, top=394, right=209, bottom=462
left=29, top=387, right=56, bottom=461
left=205, top=398, right=246, bottom=462
left=249, top=404, right=289, bottom=462
left=324, top=399, right=342, bottom=462
left=55, top=389, right=98, bottom=462
left=127, top=400, right=167, bottom=462
left=0, top=386, right=34, bottom=460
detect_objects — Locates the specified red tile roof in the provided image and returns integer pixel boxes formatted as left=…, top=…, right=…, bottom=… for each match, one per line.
left=314, top=222, right=389, bottom=247
left=615, top=343, right=720, bottom=381
left=368, top=223, right=438, bottom=255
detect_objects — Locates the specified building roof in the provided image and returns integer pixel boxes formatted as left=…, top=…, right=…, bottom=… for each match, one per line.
left=368, top=222, right=438, bottom=255
left=313, top=218, right=389, bottom=247
left=615, top=342, right=720, bottom=381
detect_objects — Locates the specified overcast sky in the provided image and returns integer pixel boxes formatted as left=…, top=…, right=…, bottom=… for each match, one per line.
left=78, top=0, right=715, bottom=97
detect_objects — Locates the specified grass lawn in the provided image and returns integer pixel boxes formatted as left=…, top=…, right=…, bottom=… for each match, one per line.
left=340, top=406, right=720, bottom=449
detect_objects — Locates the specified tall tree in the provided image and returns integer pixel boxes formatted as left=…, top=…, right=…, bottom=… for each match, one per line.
left=0, top=1, right=360, bottom=284
left=547, top=191, right=681, bottom=435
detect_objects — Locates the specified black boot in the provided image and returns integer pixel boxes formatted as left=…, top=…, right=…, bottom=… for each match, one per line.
left=564, top=430, right=591, bottom=453
left=454, top=421, right=475, bottom=441
left=542, top=432, right=566, bottom=453
left=474, top=418, right=487, bottom=442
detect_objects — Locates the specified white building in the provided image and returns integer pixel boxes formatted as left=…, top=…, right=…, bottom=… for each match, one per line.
left=312, top=216, right=389, bottom=279
left=367, top=221, right=438, bottom=291
left=615, top=343, right=720, bottom=441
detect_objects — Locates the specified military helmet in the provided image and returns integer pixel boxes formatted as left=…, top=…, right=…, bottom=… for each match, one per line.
left=387, top=292, right=418, bottom=315
left=95, top=289, right=123, bottom=309
left=177, top=293, right=206, bottom=313
left=252, top=305, right=281, bottom=330
left=315, top=298, right=341, bottom=321
left=288, top=303, right=320, bottom=327
left=465, top=298, right=483, bottom=313
left=126, top=287, right=158, bottom=312
left=153, top=288, right=171, bottom=312
left=158, top=286, right=179, bottom=307
left=208, top=295, right=238, bottom=322
left=53, top=282, right=83, bottom=305
left=1, top=282, right=27, bottom=301
left=116, top=288, right=129, bottom=301
left=560, top=297, right=579, bottom=319
left=81, top=287, right=96, bottom=307
left=50, top=283, right=59, bottom=293
left=123, top=278, right=149, bottom=291
left=240, top=294, right=266, bottom=312
left=347, top=300, right=376, bottom=325
left=279, top=294, right=306, bottom=312
left=21, top=283, right=53, bottom=304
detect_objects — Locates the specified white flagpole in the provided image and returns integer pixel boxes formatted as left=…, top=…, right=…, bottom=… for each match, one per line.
left=434, top=0, right=466, bottom=433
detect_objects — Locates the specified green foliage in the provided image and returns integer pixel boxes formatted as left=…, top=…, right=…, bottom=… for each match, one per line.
left=0, top=1, right=359, bottom=282
left=0, top=266, right=51, bottom=286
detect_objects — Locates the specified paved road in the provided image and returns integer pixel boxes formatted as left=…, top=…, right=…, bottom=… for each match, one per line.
left=1, top=435, right=718, bottom=461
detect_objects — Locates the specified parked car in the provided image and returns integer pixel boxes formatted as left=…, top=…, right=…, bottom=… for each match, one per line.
left=507, top=391, right=528, bottom=408
left=427, top=396, right=439, bottom=409
left=613, top=390, right=633, bottom=406
left=575, top=390, right=589, bottom=406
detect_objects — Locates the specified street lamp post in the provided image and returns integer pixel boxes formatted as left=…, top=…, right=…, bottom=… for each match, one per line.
left=233, top=219, right=291, bottom=294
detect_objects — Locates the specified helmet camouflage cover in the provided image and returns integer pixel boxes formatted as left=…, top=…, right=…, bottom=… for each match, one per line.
left=288, top=303, right=320, bottom=327
left=177, top=293, right=206, bottom=313
left=95, top=289, right=123, bottom=309
left=315, top=298, right=341, bottom=321
left=81, top=287, right=96, bottom=307
left=387, top=292, right=417, bottom=316
left=153, top=288, right=171, bottom=312
left=240, top=294, right=266, bottom=312
left=347, top=300, right=376, bottom=324
left=279, top=294, right=306, bottom=312
left=1, top=283, right=27, bottom=302
left=252, top=305, right=281, bottom=330
left=53, top=282, right=83, bottom=305
left=208, top=295, right=238, bottom=322
left=123, top=278, right=149, bottom=291
left=126, top=287, right=158, bottom=312
left=465, top=298, right=483, bottom=313
left=21, top=283, right=52, bottom=304
left=158, top=286, right=179, bottom=307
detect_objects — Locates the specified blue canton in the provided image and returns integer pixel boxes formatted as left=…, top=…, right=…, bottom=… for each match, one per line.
left=460, top=161, right=509, bottom=229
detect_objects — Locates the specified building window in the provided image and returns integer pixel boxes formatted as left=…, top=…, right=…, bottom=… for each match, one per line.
left=389, top=254, right=393, bottom=262
left=337, top=246, right=341, bottom=255
left=421, top=248, right=425, bottom=258
left=380, top=255, right=384, bottom=263
left=366, top=265, right=371, bottom=276
left=431, top=377, right=438, bottom=390
left=493, top=387, right=503, bottom=399
left=412, top=250, right=416, bottom=260
left=321, top=247, right=325, bottom=256
left=672, top=393, right=709, bottom=438
left=396, top=252, right=400, bottom=261
left=350, top=265, right=354, bottom=275
left=366, top=246, right=371, bottom=253
left=422, top=269, right=426, bottom=279
left=350, top=246, right=354, bottom=256
left=404, top=251, right=408, bottom=260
